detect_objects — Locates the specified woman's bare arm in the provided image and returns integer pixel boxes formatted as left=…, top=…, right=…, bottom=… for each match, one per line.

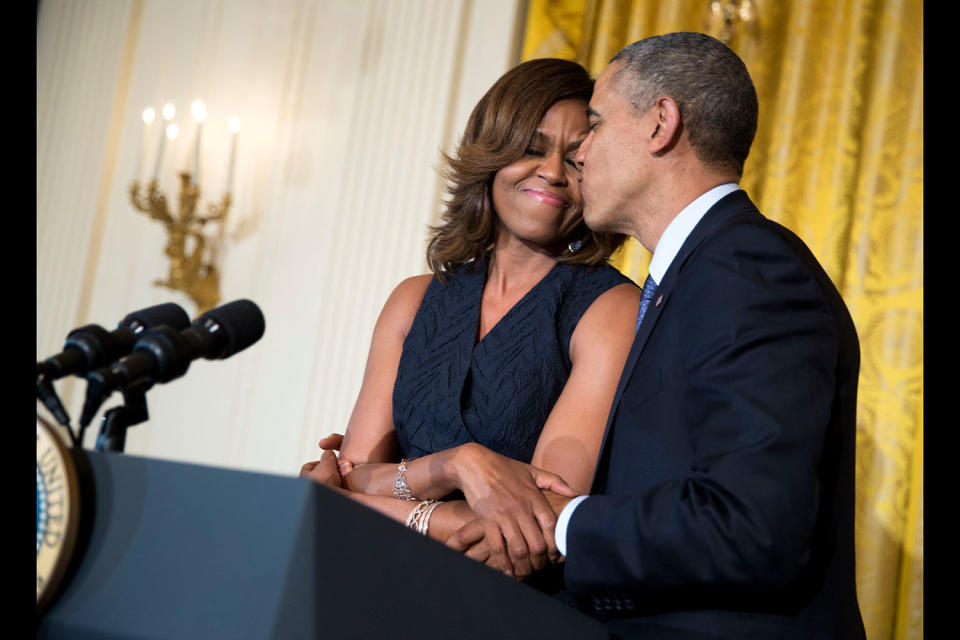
left=334, top=274, right=430, bottom=469
left=318, top=277, right=639, bottom=577
left=529, top=282, right=641, bottom=494
left=448, top=282, right=641, bottom=575
left=334, top=275, right=573, bottom=506
left=301, top=449, right=476, bottom=542
left=332, top=275, right=489, bottom=499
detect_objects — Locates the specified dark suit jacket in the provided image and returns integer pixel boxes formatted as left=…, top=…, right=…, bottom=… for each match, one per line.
left=562, top=190, right=866, bottom=639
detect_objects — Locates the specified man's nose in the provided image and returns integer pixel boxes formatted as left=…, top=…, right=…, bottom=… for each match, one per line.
left=574, top=131, right=592, bottom=172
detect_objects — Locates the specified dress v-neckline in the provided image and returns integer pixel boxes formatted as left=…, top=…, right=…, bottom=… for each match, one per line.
left=472, top=256, right=562, bottom=347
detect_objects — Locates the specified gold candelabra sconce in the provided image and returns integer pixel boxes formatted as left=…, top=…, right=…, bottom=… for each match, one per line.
left=129, top=173, right=231, bottom=314
left=708, top=0, right=756, bottom=45
left=130, top=100, right=242, bottom=314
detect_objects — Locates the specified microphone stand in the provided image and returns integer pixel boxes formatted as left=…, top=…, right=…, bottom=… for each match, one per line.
left=94, top=377, right=153, bottom=453
left=36, top=363, right=78, bottom=448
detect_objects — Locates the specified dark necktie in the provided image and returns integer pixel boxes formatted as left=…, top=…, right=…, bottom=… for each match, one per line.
left=635, top=274, right=658, bottom=333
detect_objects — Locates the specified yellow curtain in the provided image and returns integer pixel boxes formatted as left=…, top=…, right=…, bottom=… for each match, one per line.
left=521, top=2, right=923, bottom=639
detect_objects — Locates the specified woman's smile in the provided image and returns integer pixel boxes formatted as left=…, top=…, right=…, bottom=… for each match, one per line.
left=521, top=188, right=569, bottom=208
left=491, top=98, right=589, bottom=249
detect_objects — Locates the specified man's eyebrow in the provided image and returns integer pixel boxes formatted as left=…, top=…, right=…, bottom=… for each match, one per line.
left=586, top=107, right=600, bottom=119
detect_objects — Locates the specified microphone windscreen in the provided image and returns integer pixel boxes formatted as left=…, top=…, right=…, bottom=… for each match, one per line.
left=121, top=303, right=191, bottom=332
left=196, top=299, right=265, bottom=358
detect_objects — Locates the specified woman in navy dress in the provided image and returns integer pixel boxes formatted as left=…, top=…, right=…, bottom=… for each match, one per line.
left=301, top=59, right=641, bottom=579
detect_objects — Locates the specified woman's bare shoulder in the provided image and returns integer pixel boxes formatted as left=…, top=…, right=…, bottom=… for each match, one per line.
left=387, top=274, right=433, bottom=309
left=392, top=273, right=434, bottom=297
left=583, top=281, right=643, bottom=322
left=377, top=273, right=434, bottom=334
left=571, top=282, right=641, bottom=354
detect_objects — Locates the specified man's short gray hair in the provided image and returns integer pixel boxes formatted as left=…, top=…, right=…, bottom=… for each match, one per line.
left=611, top=32, right=758, bottom=177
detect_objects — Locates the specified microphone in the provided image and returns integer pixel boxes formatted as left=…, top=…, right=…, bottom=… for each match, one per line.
left=36, top=302, right=191, bottom=429
left=37, top=302, right=192, bottom=381
left=79, top=299, right=265, bottom=427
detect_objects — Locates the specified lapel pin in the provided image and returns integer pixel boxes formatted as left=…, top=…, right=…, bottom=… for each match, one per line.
left=655, top=295, right=663, bottom=307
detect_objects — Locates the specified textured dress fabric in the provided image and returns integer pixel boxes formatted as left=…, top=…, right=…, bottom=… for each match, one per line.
left=393, top=254, right=634, bottom=464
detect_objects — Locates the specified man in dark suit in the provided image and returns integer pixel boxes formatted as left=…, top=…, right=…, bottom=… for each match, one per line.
left=452, top=32, right=867, bottom=639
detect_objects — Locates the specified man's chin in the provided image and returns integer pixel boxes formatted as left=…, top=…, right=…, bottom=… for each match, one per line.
left=582, top=207, right=609, bottom=233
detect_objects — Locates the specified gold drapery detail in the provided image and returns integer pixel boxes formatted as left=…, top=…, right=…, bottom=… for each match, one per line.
left=521, top=2, right=923, bottom=639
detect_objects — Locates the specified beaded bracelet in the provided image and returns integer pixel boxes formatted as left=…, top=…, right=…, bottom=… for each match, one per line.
left=393, top=458, right=417, bottom=501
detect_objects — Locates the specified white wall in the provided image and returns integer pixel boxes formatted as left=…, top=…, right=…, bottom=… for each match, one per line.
left=37, top=0, right=525, bottom=475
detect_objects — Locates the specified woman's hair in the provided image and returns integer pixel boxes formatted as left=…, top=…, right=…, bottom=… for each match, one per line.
left=427, top=58, right=627, bottom=279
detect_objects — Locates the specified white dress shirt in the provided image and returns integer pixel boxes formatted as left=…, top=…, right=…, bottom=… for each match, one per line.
left=554, top=183, right=741, bottom=556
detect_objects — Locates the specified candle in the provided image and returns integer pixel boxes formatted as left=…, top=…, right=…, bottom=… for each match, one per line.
left=152, top=102, right=176, bottom=181
left=190, top=100, right=207, bottom=186
left=226, top=117, right=241, bottom=195
left=138, top=107, right=155, bottom=182
left=164, top=123, right=180, bottom=183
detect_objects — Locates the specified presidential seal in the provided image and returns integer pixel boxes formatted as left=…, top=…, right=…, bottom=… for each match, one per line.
left=37, top=413, right=81, bottom=614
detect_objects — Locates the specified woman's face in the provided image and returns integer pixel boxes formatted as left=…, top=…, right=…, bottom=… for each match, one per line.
left=491, top=98, right=589, bottom=253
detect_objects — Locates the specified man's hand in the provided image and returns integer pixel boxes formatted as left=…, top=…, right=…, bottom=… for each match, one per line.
left=447, top=490, right=575, bottom=576
left=299, top=449, right=344, bottom=488
left=451, top=447, right=576, bottom=578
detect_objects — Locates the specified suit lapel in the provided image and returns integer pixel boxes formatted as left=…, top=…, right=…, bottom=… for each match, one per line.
left=589, top=190, right=761, bottom=492
left=588, top=281, right=671, bottom=492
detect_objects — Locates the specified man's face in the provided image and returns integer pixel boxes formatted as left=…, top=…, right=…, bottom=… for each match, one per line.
left=575, top=61, right=657, bottom=236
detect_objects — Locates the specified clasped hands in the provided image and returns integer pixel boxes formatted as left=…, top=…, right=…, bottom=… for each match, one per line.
left=444, top=442, right=575, bottom=579
left=299, top=435, right=575, bottom=580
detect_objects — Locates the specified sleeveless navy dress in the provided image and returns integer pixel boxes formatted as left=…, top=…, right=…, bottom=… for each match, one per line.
left=393, top=254, right=635, bottom=464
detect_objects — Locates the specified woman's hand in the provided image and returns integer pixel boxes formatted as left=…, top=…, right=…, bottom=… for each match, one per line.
left=299, top=449, right=344, bottom=488
left=451, top=443, right=575, bottom=578
left=317, top=432, right=355, bottom=476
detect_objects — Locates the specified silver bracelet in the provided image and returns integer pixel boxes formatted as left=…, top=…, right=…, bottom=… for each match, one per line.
left=393, top=458, right=417, bottom=501
left=405, top=499, right=430, bottom=529
left=418, top=499, right=442, bottom=536
left=405, top=499, right=440, bottom=535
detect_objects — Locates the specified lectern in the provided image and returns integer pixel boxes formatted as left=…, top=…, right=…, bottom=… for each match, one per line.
left=36, top=450, right=607, bottom=639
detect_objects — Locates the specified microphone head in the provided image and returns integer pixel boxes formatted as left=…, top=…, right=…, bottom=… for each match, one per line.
left=194, top=299, right=265, bottom=359
left=120, top=302, right=191, bottom=333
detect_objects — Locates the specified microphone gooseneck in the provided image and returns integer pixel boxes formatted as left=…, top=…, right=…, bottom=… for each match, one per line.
left=79, top=299, right=265, bottom=429
left=36, top=302, right=192, bottom=434
left=38, top=302, right=191, bottom=381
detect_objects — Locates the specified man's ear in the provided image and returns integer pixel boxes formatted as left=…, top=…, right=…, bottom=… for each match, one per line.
left=648, top=96, right=682, bottom=154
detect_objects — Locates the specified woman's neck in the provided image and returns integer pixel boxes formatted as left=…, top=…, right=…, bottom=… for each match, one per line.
left=485, top=239, right=560, bottom=298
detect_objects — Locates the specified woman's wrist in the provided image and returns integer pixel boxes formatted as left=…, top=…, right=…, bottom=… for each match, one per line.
left=424, top=500, right=473, bottom=541
left=340, top=462, right=371, bottom=493
left=339, top=447, right=482, bottom=499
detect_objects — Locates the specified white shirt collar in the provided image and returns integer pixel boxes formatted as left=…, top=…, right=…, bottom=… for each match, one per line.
left=647, top=183, right=741, bottom=285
